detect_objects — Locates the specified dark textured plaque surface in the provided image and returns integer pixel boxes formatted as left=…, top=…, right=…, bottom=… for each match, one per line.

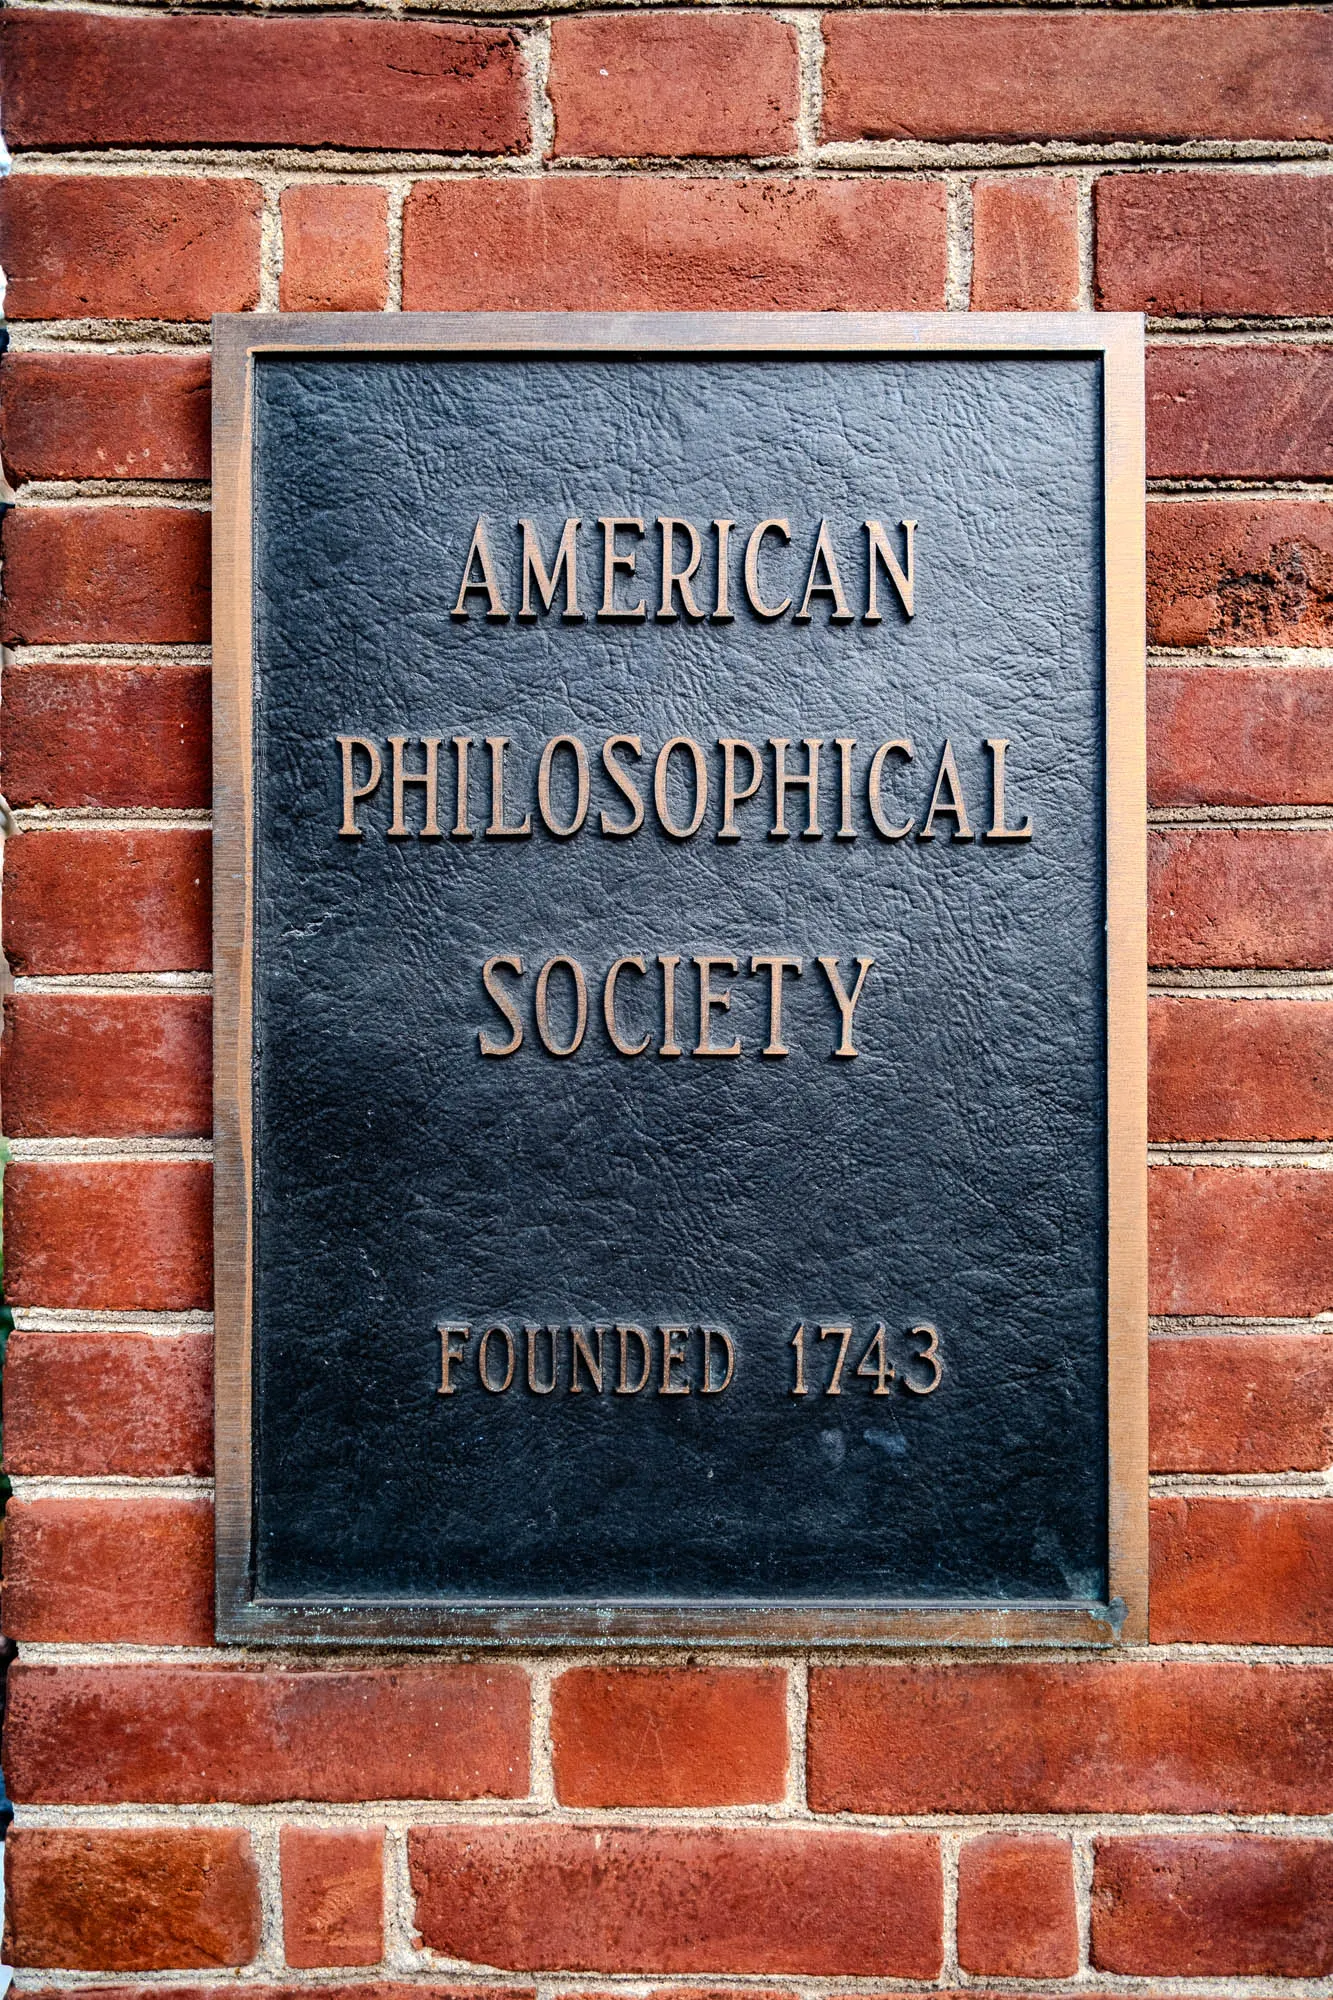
left=247, top=348, right=1109, bottom=1610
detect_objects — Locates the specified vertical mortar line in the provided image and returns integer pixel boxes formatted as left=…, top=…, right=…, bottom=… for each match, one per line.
left=253, top=1816, right=288, bottom=1972
left=1071, top=1828, right=1096, bottom=1972
left=382, top=1822, right=421, bottom=1972
left=386, top=177, right=409, bottom=313
left=945, top=176, right=973, bottom=313
left=525, top=19, right=555, bottom=171
left=530, top=1658, right=558, bottom=1808
left=939, top=1826, right=962, bottom=1984
left=786, top=12, right=824, bottom=172
left=785, top=1656, right=809, bottom=1812
left=257, top=177, right=284, bottom=314
left=1075, top=167, right=1097, bottom=313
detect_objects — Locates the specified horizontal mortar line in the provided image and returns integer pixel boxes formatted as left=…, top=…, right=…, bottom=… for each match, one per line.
left=1144, top=1304, right=1333, bottom=1336
left=10, top=1800, right=1333, bottom=1837
left=13, top=808, right=211, bottom=830
left=1149, top=970, right=1333, bottom=993
left=13, top=480, right=212, bottom=505
left=816, top=139, right=1333, bottom=171
left=3, top=642, right=212, bottom=665
left=9, top=487, right=210, bottom=511
left=1148, top=806, right=1333, bottom=827
left=1148, top=480, right=1333, bottom=502
left=9, top=1307, right=214, bottom=1334
left=1146, top=1144, right=1333, bottom=1168
left=1147, top=982, right=1333, bottom=1002
left=11, top=973, right=214, bottom=993
left=4, top=1136, right=213, bottom=1161
left=1148, top=645, right=1333, bottom=669
left=5, top=324, right=214, bottom=351
left=8, top=1473, right=213, bottom=1500
left=15, top=1636, right=1333, bottom=1670
left=1150, top=1471, right=1333, bottom=1497
left=1148, top=313, right=1333, bottom=336
left=1147, top=327, right=1333, bottom=349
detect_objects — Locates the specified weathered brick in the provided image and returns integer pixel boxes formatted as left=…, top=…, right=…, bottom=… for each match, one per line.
left=1, top=660, right=209, bottom=811
left=4, top=1331, right=213, bottom=1478
left=409, top=1825, right=942, bottom=1978
left=282, top=1829, right=384, bottom=1969
left=1147, top=499, right=1333, bottom=650
left=1152, top=1496, right=1333, bottom=1644
left=549, top=14, right=797, bottom=159
left=1149, top=996, right=1333, bottom=1142
left=5, top=1161, right=212, bottom=1310
left=16, top=1988, right=530, bottom=2000
left=5, top=1663, right=531, bottom=1804
left=403, top=177, right=947, bottom=312
left=969, top=176, right=1079, bottom=312
left=1, top=14, right=525, bottom=153
left=1151, top=1333, right=1333, bottom=1474
left=1150, top=1165, right=1333, bottom=1318
left=1149, top=828, right=1333, bottom=971
left=806, top=1661, right=1333, bottom=1815
left=822, top=11, right=1333, bottom=143
left=552, top=1667, right=787, bottom=1807
left=4, top=829, right=210, bottom=975
left=3, top=1497, right=214, bottom=1645
left=0, top=352, right=210, bottom=483
left=1147, top=344, right=1333, bottom=481
left=1, top=505, right=210, bottom=646
left=1097, top=172, right=1333, bottom=318
left=0, top=175, right=261, bottom=320
left=4, top=1830, right=259, bottom=1972
left=3, top=994, right=212, bottom=1138
left=1148, top=665, right=1333, bottom=808
left=280, top=185, right=388, bottom=313
left=1092, top=1836, right=1333, bottom=1978
left=956, top=1835, right=1078, bottom=1980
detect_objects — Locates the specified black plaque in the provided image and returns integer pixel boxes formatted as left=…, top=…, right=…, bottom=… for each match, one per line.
left=213, top=314, right=1147, bottom=1646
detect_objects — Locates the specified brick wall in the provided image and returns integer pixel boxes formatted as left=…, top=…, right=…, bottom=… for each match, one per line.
left=1, top=1, right=1332, bottom=1991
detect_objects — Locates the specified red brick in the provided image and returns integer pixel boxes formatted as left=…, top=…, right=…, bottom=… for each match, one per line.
left=552, top=1667, right=787, bottom=1807
left=1149, top=828, right=1333, bottom=971
left=3, top=994, right=212, bottom=1138
left=5, top=1663, right=531, bottom=1805
left=3, top=1497, right=214, bottom=1645
left=1147, top=499, right=1333, bottom=650
left=1152, top=1496, right=1333, bottom=1644
left=409, top=1825, right=942, bottom=1978
left=0, top=175, right=261, bottom=321
left=956, top=1835, right=1077, bottom=1980
left=4, top=1331, right=213, bottom=1478
left=1148, top=666, right=1333, bottom=809
left=2, top=504, right=209, bottom=646
left=280, top=186, right=388, bottom=313
left=1092, top=1836, right=1333, bottom=1978
left=822, top=11, right=1333, bottom=143
left=1149, top=996, right=1333, bottom=1142
left=806, top=1661, right=1333, bottom=1815
left=1147, top=344, right=1333, bottom=481
left=403, top=177, right=947, bottom=312
left=1151, top=1333, right=1333, bottom=1474
left=5, top=1161, right=212, bottom=1310
left=1150, top=1165, right=1333, bottom=1318
left=2, top=14, right=525, bottom=153
left=1097, top=171, right=1333, bottom=318
left=549, top=15, right=797, bottom=159
left=0, top=352, right=210, bottom=483
left=4, top=1830, right=259, bottom=1972
left=1, top=660, right=209, bottom=811
left=282, top=1829, right=383, bottom=1969
left=970, top=177, right=1079, bottom=312
left=4, top=829, right=210, bottom=975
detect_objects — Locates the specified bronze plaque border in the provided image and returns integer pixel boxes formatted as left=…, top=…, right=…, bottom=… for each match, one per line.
left=212, top=312, right=1147, bottom=1648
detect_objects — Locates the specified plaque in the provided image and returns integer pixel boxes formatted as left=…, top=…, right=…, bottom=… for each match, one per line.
left=213, top=313, right=1147, bottom=1646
